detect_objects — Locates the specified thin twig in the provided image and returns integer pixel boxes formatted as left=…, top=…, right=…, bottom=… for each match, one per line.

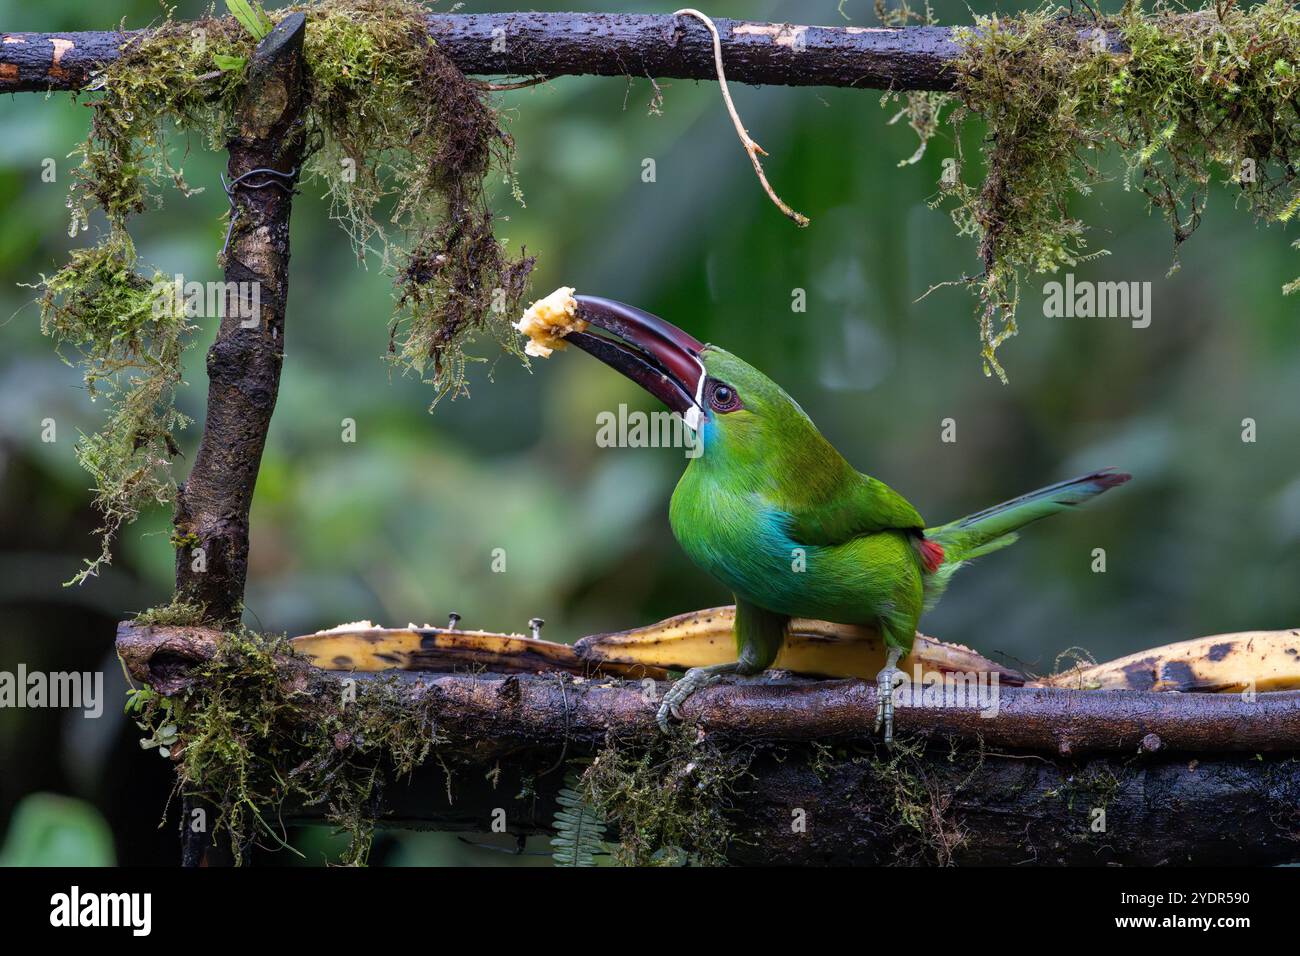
left=673, top=8, right=810, bottom=227
left=538, top=674, right=572, bottom=779
left=472, top=75, right=552, bottom=91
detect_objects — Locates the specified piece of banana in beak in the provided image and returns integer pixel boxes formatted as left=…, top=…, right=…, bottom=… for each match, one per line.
left=514, top=286, right=585, bottom=358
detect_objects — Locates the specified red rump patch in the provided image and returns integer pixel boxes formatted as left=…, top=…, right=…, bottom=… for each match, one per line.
left=915, top=537, right=945, bottom=573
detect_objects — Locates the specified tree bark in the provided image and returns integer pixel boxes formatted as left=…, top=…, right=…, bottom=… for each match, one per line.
left=117, top=622, right=1300, bottom=865
left=3, top=15, right=976, bottom=94
left=163, top=15, right=309, bottom=865
left=171, top=13, right=308, bottom=626
left=361, top=738, right=1300, bottom=866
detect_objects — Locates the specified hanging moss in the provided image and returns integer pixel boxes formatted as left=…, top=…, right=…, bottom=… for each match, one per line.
left=896, top=0, right=1300, bottom=380
left=40, top=0, right=532, bottom=581
left=876, top=0, right=953, bottom=167
left=577, top=731, right=753, bottom=866
left=39, top=235, right=195, bottom=584
left=36, top=14, right=257, bottom=584
left=298, top=0, right=534, bottom=397
left=864, top=736, right=983, bottom=865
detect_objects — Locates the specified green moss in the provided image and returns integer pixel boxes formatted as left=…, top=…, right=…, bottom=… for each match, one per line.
left=578, top=730, right=752, bottom=866
left=169, top=530, right=200, bottom=549
left=297, top=0, right=534, bottom=400
left=38, top=234, right=196, bottom=585
left=805, top=739, right=846, bottom=782
left=865, top=736, right=982, bottom=865
left=1043, top=761, right=1126, bottom=821
left=876, top=0, right=953, bottom=166
left=41, top=0, right=532, bottom=579
left=901, top=1, right=1300, bottom=380
left=133, top=599, right=210, bottom=628
left=129, top=629, right=445, bottom=864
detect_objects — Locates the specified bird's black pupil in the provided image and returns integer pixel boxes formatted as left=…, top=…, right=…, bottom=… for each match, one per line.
left=716, top=387, right=731, bottom=402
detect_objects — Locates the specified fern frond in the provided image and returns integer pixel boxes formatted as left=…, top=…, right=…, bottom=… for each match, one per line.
left=551, top=778, right=607, bottom=867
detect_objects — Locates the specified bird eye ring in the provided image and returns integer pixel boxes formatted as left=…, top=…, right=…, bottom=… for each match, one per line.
left=707, top=380, right=741, bottom=413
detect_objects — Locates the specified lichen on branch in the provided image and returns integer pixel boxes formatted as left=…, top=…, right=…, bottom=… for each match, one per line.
left=39, top=0, right=532, bottom=579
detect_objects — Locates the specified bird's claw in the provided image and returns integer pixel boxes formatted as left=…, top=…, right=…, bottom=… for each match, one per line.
left=874, top=665, right=903, bottom=745
left=655, top=665, right=732, bottom=734
left=656, top=681, right=692, bottom=733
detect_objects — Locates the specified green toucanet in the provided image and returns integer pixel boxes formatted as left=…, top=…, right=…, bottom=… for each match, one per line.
left=563, top=296, right=1130, bottom=739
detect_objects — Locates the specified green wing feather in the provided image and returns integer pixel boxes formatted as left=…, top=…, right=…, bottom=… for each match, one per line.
left=785, top=472, right=924, bottom=545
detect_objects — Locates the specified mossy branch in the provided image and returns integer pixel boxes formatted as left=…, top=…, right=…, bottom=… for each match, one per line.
left=935, top=1, right=1300, bottom=379
left=169, top=11, right=310, bottom=626
left=33, top=0, right=534, bottom=583
left=118, top=621, right=1300, bottom=866
left=2, top=13, right=963, bottom=94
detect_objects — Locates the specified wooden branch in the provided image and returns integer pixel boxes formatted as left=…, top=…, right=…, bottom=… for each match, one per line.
left=334, top=732, right=1300, bottom=866
left=171, top=14, right=309, bottom=626
left=117, top=622, right=1300, bottom=865
left=118, top=621, right=1300, bottom=755
left=0, top=15, right=973, bottom=94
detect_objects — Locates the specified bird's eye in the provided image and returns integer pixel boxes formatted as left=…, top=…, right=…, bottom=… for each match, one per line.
left=706, top=380, right=741, bottom=413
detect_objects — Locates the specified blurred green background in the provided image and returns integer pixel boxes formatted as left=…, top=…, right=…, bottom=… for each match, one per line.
left=1, top=0, right=1298, bottom=865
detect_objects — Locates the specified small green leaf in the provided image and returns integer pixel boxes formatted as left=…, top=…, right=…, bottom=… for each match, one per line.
left=225, top=0, right=273, bottom=41
left=0, top=794, right=115, bottom=866
left=212, top=53, right=247, bottom=73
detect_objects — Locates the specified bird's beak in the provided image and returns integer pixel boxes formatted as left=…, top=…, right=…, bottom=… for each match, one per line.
left=568, top=295, right=708, bottom=430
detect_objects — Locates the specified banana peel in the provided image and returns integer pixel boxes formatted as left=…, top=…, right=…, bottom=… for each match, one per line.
left=1035, top=629, right=1300, bottom=693
left=291, top=608, right=1026, bottom=685
left=290, top=622, right=668, bottom=680
left=290, top=612, right=1300, bottom=695
left=573, top=606, right=1028, bottom=684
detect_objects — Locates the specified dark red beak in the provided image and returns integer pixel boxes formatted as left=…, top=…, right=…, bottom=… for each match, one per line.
left=568, top=296, right=707, bottom=426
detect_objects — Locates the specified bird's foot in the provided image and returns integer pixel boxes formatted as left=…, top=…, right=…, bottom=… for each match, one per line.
left=873, top=649, right=905, bottom=745
left=656, top=663, right=738, bottom=733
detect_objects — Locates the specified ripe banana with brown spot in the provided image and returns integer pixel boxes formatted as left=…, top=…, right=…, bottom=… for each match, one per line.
left=290, top=609, right=1024, bottom=683
left=573, top=606, right=1029, bottom=683
left=291, top=613, right=1300, bottom=694
left=290, top=624, right=667, bottom=679
left=1035, top=629, right=1300, bottom=693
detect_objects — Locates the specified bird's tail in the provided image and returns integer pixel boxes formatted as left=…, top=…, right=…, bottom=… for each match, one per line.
left=920, top=468, right=1130, bottom=609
